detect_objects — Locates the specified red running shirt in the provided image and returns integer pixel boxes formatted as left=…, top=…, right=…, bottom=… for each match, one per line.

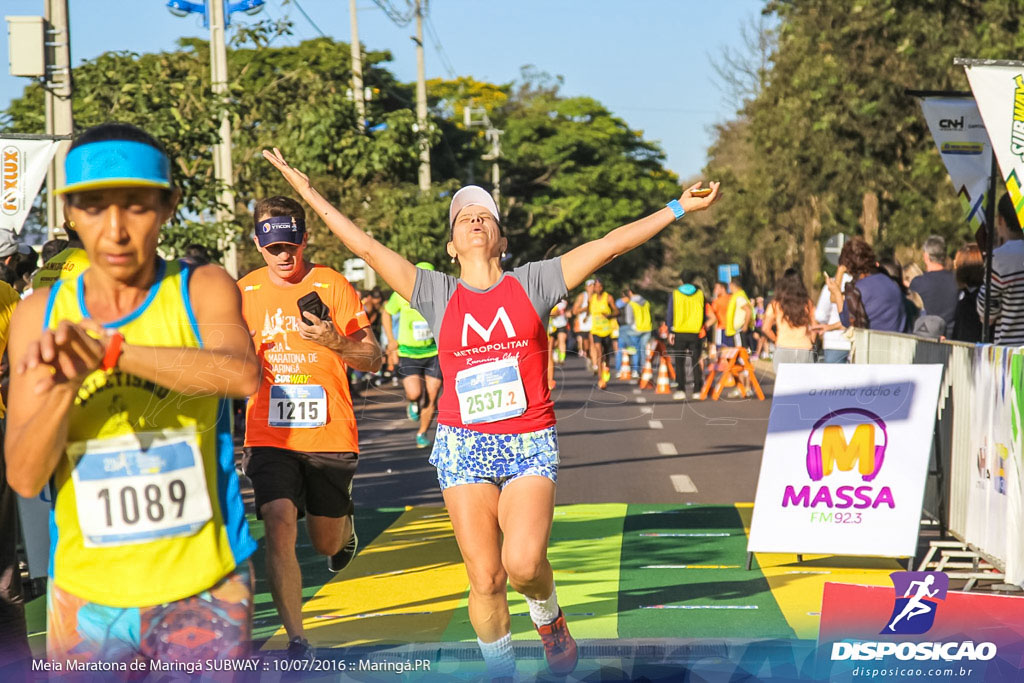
left=411, top=259, right=568, bottom=434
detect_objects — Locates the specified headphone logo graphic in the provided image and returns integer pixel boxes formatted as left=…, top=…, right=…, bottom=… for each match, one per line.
left=805, top=408, right=888, bottom=482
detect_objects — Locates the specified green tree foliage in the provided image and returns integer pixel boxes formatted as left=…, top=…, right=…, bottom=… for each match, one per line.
left=3, top=27, right=685, bottom=296
left=705, top=0, right=1024, bottom=293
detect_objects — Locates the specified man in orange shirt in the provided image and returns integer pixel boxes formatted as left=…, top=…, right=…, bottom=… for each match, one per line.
left=238, top=196, right=382, bottom=658
left=711, top=281, right=732, bottom=351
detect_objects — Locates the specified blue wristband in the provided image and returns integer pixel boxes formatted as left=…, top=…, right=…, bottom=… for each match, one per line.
left=666, top=199, right=685, bottom=220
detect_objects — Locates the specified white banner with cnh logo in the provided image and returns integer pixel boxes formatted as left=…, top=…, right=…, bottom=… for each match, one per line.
left=0, top=138, right=58, bottom=234
left=748, top=364, right=943, bottom=557
left=919, top=97, right=992, bottom=229
left=964, top=63, right=1024, bottom=228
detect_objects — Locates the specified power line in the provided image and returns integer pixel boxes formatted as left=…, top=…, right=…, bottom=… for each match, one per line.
left=289, top=0, right=327, bottom=37
left=424, top=14, right=456, bottom=78
left=370, top=0, right=416, bottom=26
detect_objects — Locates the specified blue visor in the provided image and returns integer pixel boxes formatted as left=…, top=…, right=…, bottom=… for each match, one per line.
left=57, top=139, right=172, bottom=195
left=255, top=215, right=306, bottom=247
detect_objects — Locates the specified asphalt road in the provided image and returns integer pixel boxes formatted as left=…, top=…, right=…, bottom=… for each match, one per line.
left=349, top=357, right=775, bottom=509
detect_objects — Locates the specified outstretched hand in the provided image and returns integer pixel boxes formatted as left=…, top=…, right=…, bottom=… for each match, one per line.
left=263, top=148, right=312, bottom=194
left=678, top=181, right=722, bottom=214
left=17, top=319, right=109, bottom=394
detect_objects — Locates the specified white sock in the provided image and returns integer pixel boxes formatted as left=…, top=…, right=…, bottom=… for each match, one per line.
left=525, top=586, right=560, bottom=627
left=477, top=632, right=516, bottom=678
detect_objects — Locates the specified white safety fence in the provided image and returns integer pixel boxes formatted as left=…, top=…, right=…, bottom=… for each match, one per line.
left=851, top=329, right=1024, bottom=584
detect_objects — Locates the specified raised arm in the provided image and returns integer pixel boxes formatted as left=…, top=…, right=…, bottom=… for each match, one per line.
left=5, top=267, right=260, bottom=497
left=264, top=148, right=417, bottom=301
left=560, top=182, right=720, bottom=290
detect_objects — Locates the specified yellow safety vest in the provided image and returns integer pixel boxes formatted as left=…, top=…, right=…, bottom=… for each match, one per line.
left=671, top=287, right=705, bottom=334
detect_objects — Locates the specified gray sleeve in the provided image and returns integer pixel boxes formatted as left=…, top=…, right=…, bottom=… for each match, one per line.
left=411, top=268, right=458, bottom=334
left=510, top=257, right=569, bottom=323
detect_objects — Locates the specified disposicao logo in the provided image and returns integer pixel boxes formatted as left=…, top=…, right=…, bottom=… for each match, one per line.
left=831, top=571, right=997, bottom=663
left=782, top=408, right=894, bottom=510
left=882, top=571, right=947, bottom=635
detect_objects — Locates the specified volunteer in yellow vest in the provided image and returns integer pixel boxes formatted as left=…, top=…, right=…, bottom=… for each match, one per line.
left=32, top=224, right=89, bottom=291
left=726, top=277, right=754, bottom=348
left=382, top=262, right=443, bottom=449
left=667, top=273, right=711, bottom=400
left=4, top=123, right=262, bottom=666
left=588, top=277, right=618, bottom=389
left=621, top=286, right=652, bottom=378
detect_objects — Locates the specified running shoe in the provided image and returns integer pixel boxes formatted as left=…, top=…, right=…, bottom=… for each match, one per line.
left=407, top=401, right=420, bottom=422
left=286, top=637, right=314, bottom=661
left=601, top=368, right=611, bottom=384
left=535, top=609, right=578, bottom=676
left=691, top=391, right=702, bottom=400
left=328, top=521, right=358, bottom=573
left=672, top=390, right=686, bottom=401
left=416, top=432, right=431, bottom=448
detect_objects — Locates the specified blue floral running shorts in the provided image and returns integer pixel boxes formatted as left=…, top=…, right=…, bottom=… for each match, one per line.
left=430, top=424, right=559, bottom=490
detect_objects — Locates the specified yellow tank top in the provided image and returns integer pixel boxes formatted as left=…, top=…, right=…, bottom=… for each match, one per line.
left=45, top=259, right=255, bottom=607
left=672, top=288, right=705, bottom=333
left=590, top=292, right=614, bottom=336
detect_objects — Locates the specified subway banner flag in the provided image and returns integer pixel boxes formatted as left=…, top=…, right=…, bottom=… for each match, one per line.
left=747, top=364, right=943, bottom=558
left=0, top=138, right=58, bottom=234
left=919, top=97, right=992, bottom=230
left=964, top=62, right=1024, bottom=228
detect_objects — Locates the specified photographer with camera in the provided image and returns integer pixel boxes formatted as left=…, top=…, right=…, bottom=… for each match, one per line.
left=238, top=196, right=382, bottom=659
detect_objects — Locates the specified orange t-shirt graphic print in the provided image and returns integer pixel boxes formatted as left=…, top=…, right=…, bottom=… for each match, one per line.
left=239, top=265, right=369, bottom=453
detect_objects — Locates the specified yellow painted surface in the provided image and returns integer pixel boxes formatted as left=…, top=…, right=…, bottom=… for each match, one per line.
left=735, top=503, right=902, bottom=639
left=262, top=507, right=468, bottom=648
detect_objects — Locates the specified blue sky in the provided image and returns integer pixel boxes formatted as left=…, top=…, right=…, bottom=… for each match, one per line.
left=2, top=0, right=766, bottom=178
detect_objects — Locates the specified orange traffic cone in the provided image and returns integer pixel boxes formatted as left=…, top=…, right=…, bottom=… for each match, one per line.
left=655, top=358, right=672, bottom=394
left=639, top=353, right=655, bottom=389
left=618, top=351, right=632, bottom=381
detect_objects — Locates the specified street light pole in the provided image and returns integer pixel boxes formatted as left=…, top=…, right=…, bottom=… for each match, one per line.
left=208, top=0, right=238, bottom=277
left=349, top=0, right=366, bottom=132
left=414, top=0, right=430, bottom=192
left=43, top=0, right=73, bottom=238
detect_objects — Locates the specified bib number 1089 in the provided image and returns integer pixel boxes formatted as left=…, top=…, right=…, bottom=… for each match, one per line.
left=97, top=479, right=187, bottom=527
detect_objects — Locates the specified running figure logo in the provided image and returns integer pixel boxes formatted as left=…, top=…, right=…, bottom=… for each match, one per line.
left=881, top=571, right=948, bottom=635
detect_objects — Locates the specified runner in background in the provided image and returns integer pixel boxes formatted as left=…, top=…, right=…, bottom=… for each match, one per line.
left=382, top=263, right=442, bottom=449
left=621, top=286, right=652, bottom=379
left=726, top=277, right=753, bottom=348
left=239, top=196, right=381, bottom=658
left=548, top=298, right=569, bottom=366
left=588, top=278, right=618, bottom=389
left=264, top=146, right=719, bottom=679
left=0, top=278, right=25, bottom=673
left=5, top=122, right=261, bottom=666
left=31, top=223, right=88, bottom=292
left=572, top=280, right=594, bottom=367
left=710, top=280, right=731, bottom=352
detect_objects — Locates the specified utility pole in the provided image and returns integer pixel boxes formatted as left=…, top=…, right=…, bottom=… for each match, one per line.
left=413, top=0, right=430, bottom=191
left=464, top=103, right=503, bottom=204
left=43, top=0, right=73, bottom=238
left=348, top=0, right=366, bottom=132
left=208, top=0, right=238, bottom=277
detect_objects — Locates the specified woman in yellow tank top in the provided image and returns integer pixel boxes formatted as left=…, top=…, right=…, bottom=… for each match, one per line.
left=4, top=123, right=262, bottom=667
left=587, top=278, right=618, bottom=389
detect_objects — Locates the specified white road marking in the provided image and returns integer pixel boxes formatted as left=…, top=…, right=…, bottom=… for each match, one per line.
left=648, top=420, right=663, bottom=429
left=656, top=442, right=678, bottom=456
left=640, top=406, right=654, bottom=415
left=632, top=388, right=642, bottom=395
left=636, top=397, right=648, bottom=404
left=671, top=474, right=697, bottom=492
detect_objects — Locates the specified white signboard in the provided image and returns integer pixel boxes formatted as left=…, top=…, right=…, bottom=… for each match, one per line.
left=748, top=364, right=943, bottom=557
left=919, top=97, right=992, bottom=229
left=0, top=137, right=58, bottom=234
left=964, top=63, right=1024, bottom=227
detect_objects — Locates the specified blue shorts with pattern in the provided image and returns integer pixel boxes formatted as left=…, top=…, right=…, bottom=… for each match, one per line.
left=430, top=424, right=559, bottom=490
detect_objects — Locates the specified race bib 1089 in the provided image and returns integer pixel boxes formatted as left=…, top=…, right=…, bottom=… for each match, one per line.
left=68, top=429, right=213, bottom=548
